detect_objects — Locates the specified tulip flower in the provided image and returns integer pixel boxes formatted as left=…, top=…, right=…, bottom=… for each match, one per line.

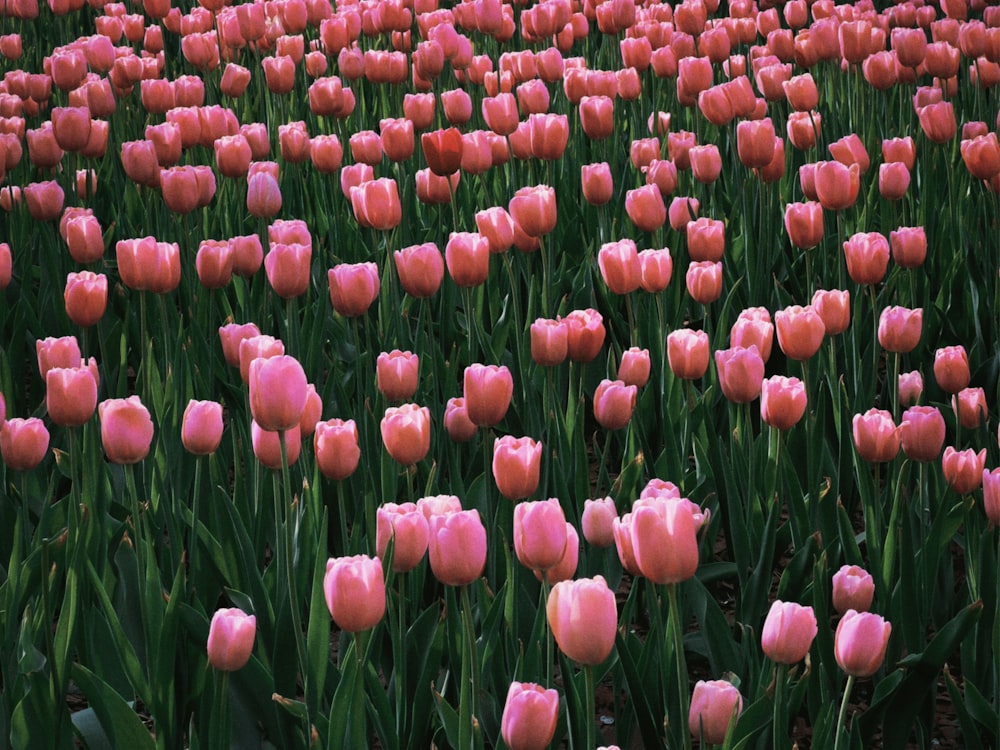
left=715, top=346, right=765, bottom=403
left=324, top=555, right=386, bottom=632
left=625, top=184, right=666, bottom=233
left=445, top=232, right=490, bottom=287
left=899, top=371, right=924, bottom=408
left=563, top=308, right=606, bottom=362
left=376, top=503, right=429, bottom=573
left=181, top=400, right=224, bottom=456
left=761, top=376, right=807, bottom=431
left=350, top=178, right=402, bottom=231
left=582, top=162, right=613, bottom=206
left=983, top=468, right=1000, bottom=526
left=953, top=387, right=987, bottom=430
left=328, top=262, right=380, bottom=317
left=617, top=347, right=650, bottom=389
left=500, top=682, right=559, bottom=750
left=933, top=345, right=970, bottom=394
left=393, top=243, right=444, bottom=298
left=593, top=379, right=637, bottom=431
left=942, top=447, right=987, bottom=495
left=547, top=576, right=617, bottom=665
left=314, top=419, right=361, bottom=481
left=667, top=329, right=710, bottom=380
left=46, top=366, right=98, bottom=427
left=421, top=127, right=463, bottom=175
left=513, top=497, right=567, bottom=575
left=99, top=396, right=154, bottom=465
left=832, top=565, right=875, bottom=615
left=761, top=600, right=818, bottom=664
left=207, top=608, right=256, bottom=671
left=248, top=355, right=308, bottom=433
left=878, top=307, right=922, bottom=353
left=834, top=610, right=891, bottom=678
left=380, top=404, right=431, bottom=466
left=443, top=398, right=477, bottom=443
left=811, top=289, right=851, bottom=335
left=689, top=680, right=742, bottom=745
left=0, top=417, right=50, bottom=471
left=629, top=496, right=702, bottom=585
left=508, top=185, right=557, bottom=238
left=814, top=161, right=860, bottom=211
left=428, top=509, right=487, bottom=586
left=582, top=497, right=617, bottom=548
left=842, top=232, right=890, bottom=286
left=775, top=305, right=825, bottom=361
left=899, top=406, right=945, bottom=463
left=597, top=239, right=641, bottom=295
left=493, top=435, right=542, bottom=501
left=464, top=364, right=513, bottom=427
left=376, top=349, right=419, bottom=402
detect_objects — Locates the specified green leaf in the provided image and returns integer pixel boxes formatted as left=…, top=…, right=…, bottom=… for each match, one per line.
left=614, top=632, right=666, bottom=750
left=729, top=694, right=773, bottom=750
left=71, top=662, right=155, bottom=750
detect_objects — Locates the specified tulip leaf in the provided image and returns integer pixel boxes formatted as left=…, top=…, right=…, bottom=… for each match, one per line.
left=959, top=677, right=997, bottom=742
left=857, top=600, right=982, bottom=748
left=729, top=694, right=773, bottom=750
left=432, top=688, right=461, bottom=750
left=614, top=632, right=666, bottom=750
left=365, top=661, right=399, bottom=750
left=406, top=604, right=445, bottom=750
left=306, top=509, right=330, bottom=718
left=70, top=662, right=155, bottom=750
left=942, top=669, right=985, bottom=750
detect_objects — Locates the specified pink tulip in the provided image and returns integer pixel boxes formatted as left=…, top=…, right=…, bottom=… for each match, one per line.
left=207, top=608, right=256, bottom=671
left=428, top=509, right=487, bottom=586
left=761, top=600, right=818, bottom=664
left=513, top=497, right=567, bottom=574
left=546, top=576, right=617, bottom=665
left=832, top=565, right=875, bottom=615
left=324, top=555, right=386, bottom=632
left=500, top=682, right=559, bottom=750
left=834, top=610, right=892, bottom=678
left=248, top=355, right=308, bottom=433
left=689, top=680, right=742, bottom=745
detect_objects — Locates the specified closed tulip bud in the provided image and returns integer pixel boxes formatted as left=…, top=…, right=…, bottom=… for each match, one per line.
left=835, top=610, right=891, bottom=678
left=24, top=181, right=65, bottom=222
left=393, top=243, right=444, bottom=298
left=475, top=207, right=515, bottom=255
left=376, top=350, right=419, bottom=401
left=46, top=365, right=97, bottom=427
left=715, top=346, right=765, bottom=403
left=350, top=178, right=402, bottom=231
left=878, top=306, right=922, bottom=353
left=829, top=133, right=870, bottom=174
left=421, top=127, right=463, bottom=176
left=810, top=289, right=851, bottom=336
left=668, top=196, right=700, bottom=232
left=263, top=242, right=310, bottom=299
left=582, top=497, right=617, bottom=548
left=314, top=419, right=360, bottom=480
left=378, top=117, right=414, bottom=163
left=247, top=170, right=282, bottom=218
left=64, top=271, right=107, bottom=327
left=593, top=379, right=637, bottom=431
left=328, top=262, right=380, bottom=317
left=852, top=409, right=900, bottom=463
left=689, top=144, right=722, bottom=184
left=832, top=565, right=875, bottom=615
left=428, top=509, right=487, bottom=586
left=889, top=227, right=927, bottom=269
left=36, top=336, right=81, bottom=379
left=564, top=308, right=606, bottom=362
left=207, top=608, right=256, bottom=671
left=324, top=555, right=386, bottom=632
left=500, top=682, right=559, bottom=750
left=514, top=497, right=567, bottom=574
left=298, top=385, right=322, bottom=439
left=376, top=503, right=429, bottom=573
left=530, top=318, right=568, bottom=367
left=784, top=201, right=824, bottom=250
left=252, top=420, right=302, bottom=468
left=815, top=160, right=861, bottom=211
left=349, top=130, right=382, bottom=166
left=598, top=239, right=641, bottom=294
left=882, top=136, right=917, bottom=170
left=899, top=371, right=924, bottom=408
left=686, top=260, right=723, bottom=305
left=0, top=417, right=50, bottom=471
left=783, top=72, right=818, bottom=111
left=481, top=93, right=519, bottom=136
left=445, top=232, right=490, bottom=287
left=630, top=497, right=702, bottom=584
left=775, top=305, right=825, bottom=361
left=685, top=217, right=724, bottom=262
left=443, top=397, right=477, bottom=443
left=380, top=404, right=431, bottom=466
left=761, top=600, right=818, bottom=664
left=736, top=118, right=776, bottom=169
left=249, top=355, right=308, bottom=433
left=918, top=101, right=956, bottom=144
left=942, top=447, right=986, bottom=495
left=99, top=396, right=154, bottom=464
left=625, top=184, right=667, bottom=233
left=464, top=364, right=513, bottom=427
left=547, top=576, right=616, bottom=665
left=580, top=162, right=614, bottom=206
left=618, top=347, right=650, bottom=388
left=878, top=162, right=911, bottom=201
left=236, top=334, right=281, bottom=380
left=181, top=399, right=224, bottom=455
left=493, top=435, right=542, bottom=501
left=900, top=405, right=946, bottom=463
left=689, top=680, right=742, bottom=745
left=729, top=308, right=773, bottom=362
left=933, top=345, right=970, bottom=394
left=960, top=133, right=1000, bottom=180
left=579, top=95, right=614, bottom=140
left=953, top=387, right=987, bottom=429
left=761, top=376, right=807, bottom=430
left=218, top=323, right=261, bottom=369
left=0, top=243, right=9, bottom=290
left=983, top=468, right=1000, bottom=526
left=787, top=110, right=821, bottom=151
left=667, top=329, right=710, bottom=380
left=509, top=185, right=557, bottom=238
left=843, top=232, right=890, bottom=286
left=638, top=248, right=672, bottom=293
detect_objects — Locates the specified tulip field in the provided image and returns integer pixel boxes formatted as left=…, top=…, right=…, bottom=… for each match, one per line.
left=3, top=0, right=1000, bottom=747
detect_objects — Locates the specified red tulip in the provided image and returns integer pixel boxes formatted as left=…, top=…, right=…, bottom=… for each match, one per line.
left=421, top=127, right=463, bottom=176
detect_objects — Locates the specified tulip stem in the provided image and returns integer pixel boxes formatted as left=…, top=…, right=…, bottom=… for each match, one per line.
left=773, top=662, right=788, bottom=750
left=584, top=664, right=596, bottom=750
left=278, top=431, right=309, bottom=712
left=209, top=669, right=231, bottom=750
left=667, top=582, right=692, bottom=750
left=834, top=674, right=856, bottom=750
left=189, top=455, right=203, bottom=591
left=459, top=584, right=482, bottom=750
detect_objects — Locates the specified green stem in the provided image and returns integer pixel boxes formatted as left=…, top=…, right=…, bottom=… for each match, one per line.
left=668, top=583, right=692, bottom=750
left=209, top=669, right=231, bottom=750
left=584, top=664, right=596, bottom=750
left=278, top=431, right=309, bottom=713
left=834, top=674, right=856, bottom=750
left=190, top=456, right=203, bottom=592
left=773, top=662, right=788, bottom=750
